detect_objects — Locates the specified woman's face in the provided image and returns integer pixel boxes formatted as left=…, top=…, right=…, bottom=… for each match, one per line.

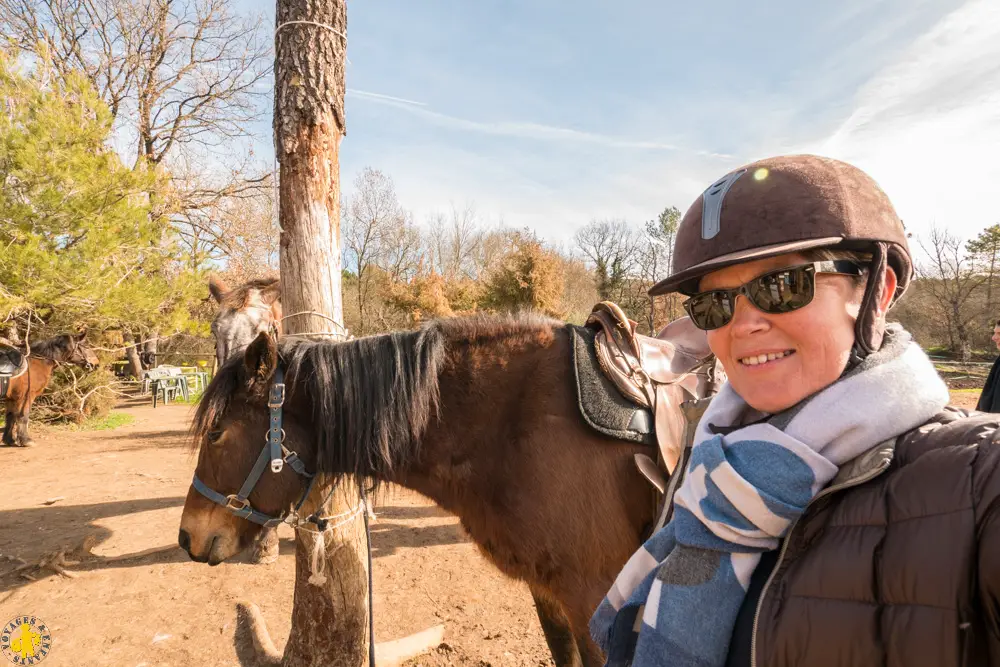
left=700, top=252, right=892, bottom=413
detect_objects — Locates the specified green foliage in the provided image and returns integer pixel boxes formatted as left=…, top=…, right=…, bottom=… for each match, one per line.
left=0, top=50, right=205, bottom=339
left=646, top=206, right=680, bottom=248
left=60, top=411, right=137, bottom=431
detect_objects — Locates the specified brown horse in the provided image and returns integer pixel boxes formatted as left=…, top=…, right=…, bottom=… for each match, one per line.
left=2, top=332, right=99, bottom=447
left=207, top=275, right=282, bottom=370
left=178, top=312, right=716, bottom=666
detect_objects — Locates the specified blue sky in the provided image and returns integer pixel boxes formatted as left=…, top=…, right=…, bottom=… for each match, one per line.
left=238, top=0, right=1000, bottom=249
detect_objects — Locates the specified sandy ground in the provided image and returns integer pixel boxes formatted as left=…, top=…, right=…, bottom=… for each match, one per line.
left=0, top=396, right=552, bottom=667
left=0, top=389, right=984, bottom=667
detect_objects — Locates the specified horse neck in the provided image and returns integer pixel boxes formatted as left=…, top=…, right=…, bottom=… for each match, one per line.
left=396, top=324, right=567, bottom=514
left=30, top=339, right=70, bottom=362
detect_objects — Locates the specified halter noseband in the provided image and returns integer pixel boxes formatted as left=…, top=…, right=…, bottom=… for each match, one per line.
left=190, top=365, right=319, bottom=527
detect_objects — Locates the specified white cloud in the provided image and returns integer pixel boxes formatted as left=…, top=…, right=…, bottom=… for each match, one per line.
left=816, top=0, right=1000, bottom=242
left=346, top=90, right=732, bottom=158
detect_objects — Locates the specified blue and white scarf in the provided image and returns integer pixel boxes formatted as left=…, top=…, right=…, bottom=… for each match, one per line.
left=590, top=327, right=949, bottom=667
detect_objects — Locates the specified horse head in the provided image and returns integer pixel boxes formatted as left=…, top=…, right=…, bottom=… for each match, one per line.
left=208, top=275, right=282, bottom=370
left=179, top=325, right=443, bottom=565
left=67, top=330, right=99, bottom=370
left=179, top=332, right=316, bottom=564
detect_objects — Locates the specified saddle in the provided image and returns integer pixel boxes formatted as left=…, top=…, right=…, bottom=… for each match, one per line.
left=0, top=344, right=27, bottom=399
left=583, top=302, right=723, bottom=481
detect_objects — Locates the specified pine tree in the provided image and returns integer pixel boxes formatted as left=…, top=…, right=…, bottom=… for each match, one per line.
left=0, top=50, right=203, bottom=342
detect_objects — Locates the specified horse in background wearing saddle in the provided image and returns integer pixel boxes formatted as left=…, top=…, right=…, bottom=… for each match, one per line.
left=1, top=332, right=99, bottom=447
left=178, top=305, right=721, bottom=667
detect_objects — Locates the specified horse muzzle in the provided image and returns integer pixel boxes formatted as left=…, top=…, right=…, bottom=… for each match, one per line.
left=178, top=528, right=237, bottom=566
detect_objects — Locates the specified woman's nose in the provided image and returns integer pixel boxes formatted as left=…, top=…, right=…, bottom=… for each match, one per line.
left=728, top=296, right=770, bottom=336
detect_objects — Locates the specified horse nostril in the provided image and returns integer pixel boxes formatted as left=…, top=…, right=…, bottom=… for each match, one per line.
left=178, top=528, right=192, bottom=553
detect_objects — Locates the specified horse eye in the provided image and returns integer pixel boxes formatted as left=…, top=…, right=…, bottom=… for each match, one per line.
left=207, top=429, right=224, bottom=444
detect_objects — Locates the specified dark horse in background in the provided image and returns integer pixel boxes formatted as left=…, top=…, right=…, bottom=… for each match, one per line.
left=2, top=332, right=99, bottom=447
left=179, top=311, right=717, bottom=666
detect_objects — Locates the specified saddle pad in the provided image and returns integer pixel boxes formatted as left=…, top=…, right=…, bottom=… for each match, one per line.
left=569, top=325, right=656, bottom=446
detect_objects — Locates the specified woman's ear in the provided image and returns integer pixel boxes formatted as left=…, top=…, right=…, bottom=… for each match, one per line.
left=878, top=266, right=898, bottom=315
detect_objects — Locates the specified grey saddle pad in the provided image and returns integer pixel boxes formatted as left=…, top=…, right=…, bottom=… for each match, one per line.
left=569, top=325, right=655, bottom=446
left=0, top=344, right=27, bottom=399
left=0, top=344, right=25, bottom=376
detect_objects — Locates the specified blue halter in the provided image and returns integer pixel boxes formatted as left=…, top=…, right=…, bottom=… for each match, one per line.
left=191, top=365, right=318, bottom=527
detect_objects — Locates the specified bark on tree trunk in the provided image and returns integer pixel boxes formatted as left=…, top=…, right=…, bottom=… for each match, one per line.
left=271, top=0, right=367, bottom=664
left=125, top=335, right=144, bottom=379
left=143, top=331, right=159, bottom=368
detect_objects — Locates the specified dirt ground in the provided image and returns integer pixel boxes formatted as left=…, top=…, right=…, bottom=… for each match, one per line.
left=0, top=388, right=985, bottom=667
left=0, top=396, right=552, bottom=667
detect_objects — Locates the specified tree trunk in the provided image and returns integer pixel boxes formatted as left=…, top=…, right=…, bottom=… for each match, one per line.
left=143, top=331, right=159, bottom=369
left=274, top=0, right=346, bottom=329
left=989, top=252, right=996, bottom=326
left=125, top=335, right=144, bottom=379
left=272, top=0, right=367, bottom=665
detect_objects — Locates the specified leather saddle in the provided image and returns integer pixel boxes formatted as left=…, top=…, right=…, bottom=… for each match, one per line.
left=0, top=344, right=27, bottom=399
left=584, top=302, right=724, bottom=482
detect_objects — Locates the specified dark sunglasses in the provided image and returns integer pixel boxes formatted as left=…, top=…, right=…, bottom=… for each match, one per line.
left=683, top=260, right=865, bottom=331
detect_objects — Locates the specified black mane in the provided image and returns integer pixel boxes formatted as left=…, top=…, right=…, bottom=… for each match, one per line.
left=29, top=335, right=74, bottom=360
left=193, top=323, right=446, bottom=489
left=192, top=312, right=561, bottom=489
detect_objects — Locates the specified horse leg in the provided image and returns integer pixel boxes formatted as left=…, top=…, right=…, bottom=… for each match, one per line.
left=558, top=593, right=607, bottom=667
left=530, top=585, right=582, bottom=667
left=2, top=407, right=14, bottom=446
left=574, top=631, right=605, bottom=667
left=14, top=400, right=34, bottom=447
left=250, top=526, right=280, bottom=564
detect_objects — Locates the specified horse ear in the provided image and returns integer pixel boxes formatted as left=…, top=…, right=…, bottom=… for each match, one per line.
left=260, top=282, right=280, bottom=305
left=208, top=275, right=230, bottom=303
left=244, top=331, right=278, bottom=386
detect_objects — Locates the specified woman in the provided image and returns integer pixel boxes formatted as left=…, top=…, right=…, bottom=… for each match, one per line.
left=591, top=155, right=1000, bottom=667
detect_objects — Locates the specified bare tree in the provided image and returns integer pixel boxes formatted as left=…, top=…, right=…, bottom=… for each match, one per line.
left=917, top=225, right=986, bottom=360
left=342, top=167, right=422, bottom=333
left=426, top=203, right=484, bottom=279
left=0, top=0, right=273, bottom=262
left=1, top=0, right=271, bottom=166
left=574, top=218, right=640, bottom=303
left=188, top=190, right=278, bottom=282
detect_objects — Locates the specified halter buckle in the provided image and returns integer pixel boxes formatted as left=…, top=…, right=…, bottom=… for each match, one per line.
left=267, top=383, right=285, bottom=408
left=225, top=495, right=250, bottom=512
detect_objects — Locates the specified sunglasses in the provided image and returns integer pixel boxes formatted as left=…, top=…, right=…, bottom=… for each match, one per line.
left=683, top=260, right=865, bottom=331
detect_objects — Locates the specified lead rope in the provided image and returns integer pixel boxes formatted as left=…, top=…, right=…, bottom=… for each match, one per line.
left=362, top=484, right=375, bottom=667
left=301, top=501, right=368, bottom=586
left=292, top=480, right=376, bottom=667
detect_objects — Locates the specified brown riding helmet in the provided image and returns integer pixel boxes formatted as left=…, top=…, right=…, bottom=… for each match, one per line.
left=648, top=154, right=913, bottom=357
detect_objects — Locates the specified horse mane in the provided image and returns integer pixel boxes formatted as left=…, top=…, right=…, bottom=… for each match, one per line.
left=29, top=334, right=74, bottom=360
left=220, top=276, right=280, bottom=311
left=191, top=311, right=562, bottom=490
